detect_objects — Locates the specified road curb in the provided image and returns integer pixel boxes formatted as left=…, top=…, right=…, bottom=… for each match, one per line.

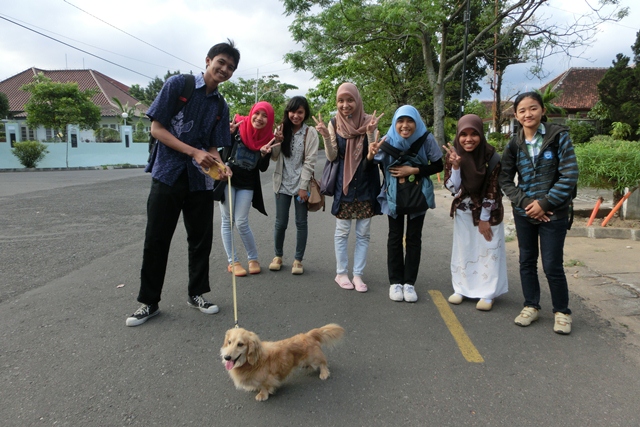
left=568, top=226, right=640, bottom=241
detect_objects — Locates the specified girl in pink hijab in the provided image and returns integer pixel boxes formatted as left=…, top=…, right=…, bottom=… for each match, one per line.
left=314, top=83, right=383, bottom=293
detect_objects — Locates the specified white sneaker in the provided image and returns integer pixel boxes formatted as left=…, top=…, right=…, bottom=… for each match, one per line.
left=403, top=284, right=418, bottom=303
left=389, top=284, right=403, bottom=301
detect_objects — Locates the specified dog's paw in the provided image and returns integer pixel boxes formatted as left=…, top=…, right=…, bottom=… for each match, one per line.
left=256, top=390, right=270, bottom=401
left=319, top=367, right=330, bottom=380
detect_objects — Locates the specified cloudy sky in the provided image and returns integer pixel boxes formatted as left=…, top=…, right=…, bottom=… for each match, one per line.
left=0, top=0, right=637, bottom=102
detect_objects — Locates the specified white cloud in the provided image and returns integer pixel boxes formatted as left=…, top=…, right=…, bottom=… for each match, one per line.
left=0, top=0, right=315, bottom=95
left=1, top=0, right=637, bottom=103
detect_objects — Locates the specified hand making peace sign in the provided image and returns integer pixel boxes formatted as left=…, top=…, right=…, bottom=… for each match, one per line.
left=366, top=110, right=385, bottom=133
left=230, top=117, right=244, bottom=134
left=366, top=130, right=386, bottom=161
left=442, top=143, right=462, bottom=170
left=312, top=113, right=330, bottom=139
left=260, top=137, right=281, bottom=156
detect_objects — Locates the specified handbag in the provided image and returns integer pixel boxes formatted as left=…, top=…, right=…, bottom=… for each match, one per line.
left=307, top=174, right=325, bottom=212
left=300, top=127, right=324, bottom=212
left=395, top=175, right=428, bottom=215
left=320, top=158, right=339, bottom=196
left=212, top=179, right=227, bottom=202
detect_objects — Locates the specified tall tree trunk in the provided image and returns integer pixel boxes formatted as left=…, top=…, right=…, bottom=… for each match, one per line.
left=432, top=84, right=446, bottom=145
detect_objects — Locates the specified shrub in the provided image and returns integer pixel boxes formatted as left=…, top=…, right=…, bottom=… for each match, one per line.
left=487, top=132, right=510, bottom=153
left=574, top=137, right=640, bottom=195
left=12, top=140, right=49, bottom=168
left=565, top=119, right=597, bottom=144
left=133, top=131, right=149, bottom=142
left=610, top=122, right=632, bottom=140
left=95, top=127, right=121, bottom=142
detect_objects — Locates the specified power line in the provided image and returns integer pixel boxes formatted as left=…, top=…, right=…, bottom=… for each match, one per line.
left=0, top=14, right=155, bottom=80
left=63, top=0, right=202, bottom=70
left=1, top=13, right=174, bottom=71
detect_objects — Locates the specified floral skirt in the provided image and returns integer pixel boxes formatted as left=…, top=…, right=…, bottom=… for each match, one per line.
left=336, top=200, right=375, bottom=220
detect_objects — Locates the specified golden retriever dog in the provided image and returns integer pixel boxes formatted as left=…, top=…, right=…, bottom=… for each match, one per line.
left=220, top=324, right=344, bottom=401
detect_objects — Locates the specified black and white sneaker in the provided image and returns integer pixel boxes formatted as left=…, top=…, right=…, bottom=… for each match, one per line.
left=187, top=295, right=219, bottom=314
left=126, top=303, right=159, bottom=327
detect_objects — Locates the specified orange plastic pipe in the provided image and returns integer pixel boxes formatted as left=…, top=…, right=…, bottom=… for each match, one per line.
left=586, top=197, right=603, bottom=226
left=601, top=190, right=634, bottom=227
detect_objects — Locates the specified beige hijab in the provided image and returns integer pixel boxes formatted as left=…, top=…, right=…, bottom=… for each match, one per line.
left=334, top=83, right=371, bottom=195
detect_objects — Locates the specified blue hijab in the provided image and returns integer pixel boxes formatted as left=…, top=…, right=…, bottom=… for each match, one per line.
left=377, top=105, right=435, bottom=217
left=385, top=105, right=428, bottom=151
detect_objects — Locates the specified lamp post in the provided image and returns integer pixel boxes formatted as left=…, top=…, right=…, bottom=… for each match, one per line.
left=121, top=112, right=128, bottom=126
left=258, top=88, right=282, bottom=101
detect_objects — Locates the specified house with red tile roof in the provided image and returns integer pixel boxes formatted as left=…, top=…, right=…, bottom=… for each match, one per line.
left=538, top=67, right=608, bottom=118
left=0, top=68, right=149, bottom=143
left=481, top=67, right=608, bottom=133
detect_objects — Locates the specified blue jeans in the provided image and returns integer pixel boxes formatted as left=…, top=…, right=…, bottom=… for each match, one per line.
left=514, top=214, right=571, bottom=314
left=220, top=187, right=258, bottom=264
left=274, top=193, right=308, bottom=261
left=334, top=218, right=371, bottom=277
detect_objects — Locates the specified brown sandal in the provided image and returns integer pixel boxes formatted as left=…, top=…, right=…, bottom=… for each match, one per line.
left=248, top=260, right=261, bottom=274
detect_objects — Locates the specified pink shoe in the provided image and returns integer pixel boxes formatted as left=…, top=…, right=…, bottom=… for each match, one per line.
left=335, top=274, right=354, bottom=290
left=352, top=276, right=368, bottom=293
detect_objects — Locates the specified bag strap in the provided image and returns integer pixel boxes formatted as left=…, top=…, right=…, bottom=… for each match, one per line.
left=172, top=74, right=196, bottom=116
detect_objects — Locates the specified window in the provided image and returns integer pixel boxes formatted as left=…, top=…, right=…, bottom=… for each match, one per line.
left=21, top=126, right=35, bottom=140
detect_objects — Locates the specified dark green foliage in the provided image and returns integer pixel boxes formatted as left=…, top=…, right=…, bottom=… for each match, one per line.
left=94, top=128, right=121, bottom=142
left=129, top=70, right=182, bottom=106
left=21, top=73, right=101, bottom=139
left=11, top=140, right=49, bottom=168
left=565, top=119, right=597, bottom=144
left=597, top=54, right=640, bottom=139
left=0, top=92, right=9, bottom=118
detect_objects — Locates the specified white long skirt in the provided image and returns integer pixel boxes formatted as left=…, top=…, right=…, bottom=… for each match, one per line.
left=450, top=209, right=508, bottom=300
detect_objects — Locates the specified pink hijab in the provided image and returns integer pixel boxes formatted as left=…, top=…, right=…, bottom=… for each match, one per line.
left=334, top=83, right=371, bottom=195
left=234, top=101, right=275, bottom=151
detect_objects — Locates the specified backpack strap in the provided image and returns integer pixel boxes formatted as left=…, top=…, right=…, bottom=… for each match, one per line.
left=172, top=74, right=196, bottom=116
left=149, top=74, right=196, bottom=153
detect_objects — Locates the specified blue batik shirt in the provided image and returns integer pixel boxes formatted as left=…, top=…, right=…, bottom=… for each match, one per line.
left=145, top=73, right=232, bottom=191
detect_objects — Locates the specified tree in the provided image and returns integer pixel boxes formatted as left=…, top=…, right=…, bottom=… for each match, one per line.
left=129, top=70, right=182, bottom=106
left=282, top=0, right=628, bottom=144
left=20, top=73, right=101, bottom=139
left=111, top=97, right=141, bottom=125
left=0, top=91, right=9, bottom=119
left=536, top=85, right=565, bottom=116
left=220, top=75, right=297, bottom=121
left=597, top=53, right=640, bottom=139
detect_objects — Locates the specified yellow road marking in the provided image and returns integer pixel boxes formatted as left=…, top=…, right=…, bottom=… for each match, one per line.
left=428, top=290, right=484, bottom=363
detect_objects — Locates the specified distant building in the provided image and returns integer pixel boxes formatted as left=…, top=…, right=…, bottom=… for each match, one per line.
left=0, top=68, right=149, bottom=143
left=480, top=67, right=608, bottom=134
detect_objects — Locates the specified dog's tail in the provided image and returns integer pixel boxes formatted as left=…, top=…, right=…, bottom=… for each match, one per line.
left=307, top=324, right=345, bottom=347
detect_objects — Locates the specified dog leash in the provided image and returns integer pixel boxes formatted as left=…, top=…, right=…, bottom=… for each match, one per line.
left=227, top=174, right=240, bottom=329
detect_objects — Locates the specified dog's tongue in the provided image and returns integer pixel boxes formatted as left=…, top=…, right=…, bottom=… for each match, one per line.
left=225, top=360, right=234, bottom=371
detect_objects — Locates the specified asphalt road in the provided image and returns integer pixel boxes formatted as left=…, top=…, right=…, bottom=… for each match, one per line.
left=1, top=162, right=639, bottom=426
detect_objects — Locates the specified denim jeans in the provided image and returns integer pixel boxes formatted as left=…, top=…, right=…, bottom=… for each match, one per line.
left=334, top=218, right=371, bottom=277
left=219, top=186, right=258, bottom=264
left=138, top=172, right=213, bottom=305
left=274, top=193, right=308, bottom=261
left=514, top=214, right=571, bottom=314
left=387, top=214, right=425, bottom=285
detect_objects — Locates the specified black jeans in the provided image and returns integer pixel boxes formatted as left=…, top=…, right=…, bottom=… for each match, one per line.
left=138, top=172, right=213, bottom=305
left=514, top=214, right=571, bottom=314
left=387, top=213, right=425, bottom=286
